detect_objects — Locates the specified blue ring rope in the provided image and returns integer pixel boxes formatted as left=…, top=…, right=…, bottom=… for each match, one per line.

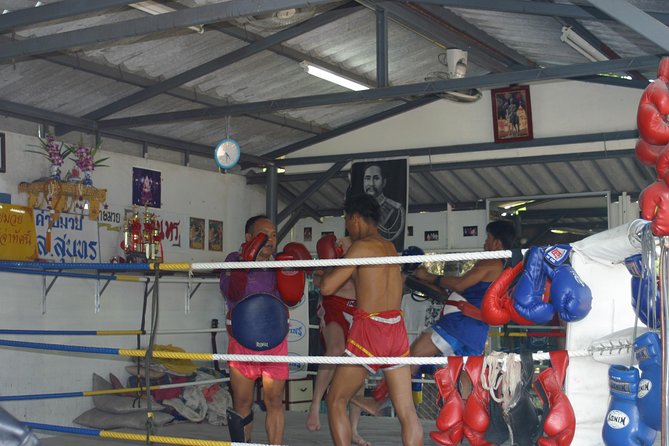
left=0, top=329, right=98, bottom=335
left=0, top=391, right=82, bottom=401
left=0, top=268, right=118, bottom=280
left=0, top=339, right=119, bottom=355
left=0, top=261, right=151, bottom=271
left=26, top=422, right=100, bottom=436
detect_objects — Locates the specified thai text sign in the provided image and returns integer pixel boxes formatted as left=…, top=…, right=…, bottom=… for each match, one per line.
left=35, top=210, right=100, bottom=262
left=0, top=204, right=38, bottom=261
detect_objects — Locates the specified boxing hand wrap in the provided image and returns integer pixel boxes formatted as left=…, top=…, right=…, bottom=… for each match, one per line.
left=634, top=331, right=661, bottom=431
left=463, top=356, right=494, bottom=446
left=240, top=232, right=268, bottom=261
left=482, top=262, right=534, bottom=326
left=640, top=180, right=669, bottom=236
left=316, top=234, right=343, bottom=260
left=401, top=245, right=425, bottom=275
left=602, top=365, right=656, bottom=446
left=533, top=351, right=576, bottom=446
left=625, top=254, right=661, bottom=329
left=430, top=356, right=465, bottom=446
left=542, top=245, right=592, bottom=322
left=275, top=253, right=305, bottom=307
left=513, top=246, right=554, bottom=324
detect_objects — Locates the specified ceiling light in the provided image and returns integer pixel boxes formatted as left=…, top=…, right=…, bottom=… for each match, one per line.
left=300, top=62, right=370, bottom=91
left=130, top=2, right=203, bottom=33
left=560, top=27, right=608, bottom=62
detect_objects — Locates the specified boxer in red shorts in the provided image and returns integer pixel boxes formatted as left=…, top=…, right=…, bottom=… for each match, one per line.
left=321, top=194, right=423, bottom=446
left=307, top=236, right=369, bottom=446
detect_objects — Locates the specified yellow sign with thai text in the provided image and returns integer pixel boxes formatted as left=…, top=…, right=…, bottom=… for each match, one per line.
left=0, top=204, right=38, bottom=261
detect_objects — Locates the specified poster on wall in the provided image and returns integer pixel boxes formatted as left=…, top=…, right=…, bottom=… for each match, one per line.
left=208, top=219, right=222, bottom=251
left=190, top=217, right=205, bottom=250
left=348, top=158, right=408, bottom=252
left=35, top=210, right=100, bottom=262
left=132, top=167, right=161, bottom=208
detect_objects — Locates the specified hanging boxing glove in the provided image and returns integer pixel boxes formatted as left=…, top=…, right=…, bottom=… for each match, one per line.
left=430, top=356, right=465, bottom=446
left=640, top=180, right=669, bottom=237
left=513, top=247, right=554, bottom=324
left=542, top=244, right=592, bottom=322
left=624, top=254, right=661, bottom=329
left=463, top=356, right=494, bottom=446
left=602, top=365, right=656, bottom=446
left=634, top=331, right=661, bottom=431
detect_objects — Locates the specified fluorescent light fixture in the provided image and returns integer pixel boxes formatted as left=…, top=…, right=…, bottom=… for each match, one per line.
left=130, top=2, right=203, bottom=33
left=300, top=62, right=370, bottom=91
left=560, top=27, right=608, bottom=62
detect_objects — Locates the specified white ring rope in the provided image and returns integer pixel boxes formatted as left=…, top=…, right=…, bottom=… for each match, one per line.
left=191, top=250, right=515, bottom=271
left=212, top=351, right=592, bottom=365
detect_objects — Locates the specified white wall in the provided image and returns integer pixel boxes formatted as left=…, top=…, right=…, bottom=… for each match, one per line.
left=0, top=130, right=268, bottom=426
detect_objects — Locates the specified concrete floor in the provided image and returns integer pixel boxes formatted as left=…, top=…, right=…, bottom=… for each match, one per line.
left=39, top=410, right=438, bottom=446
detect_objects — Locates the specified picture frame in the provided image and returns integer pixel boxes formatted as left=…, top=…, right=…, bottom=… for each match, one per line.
left=303, top=227, right=312, bottom=242
left=132, top=167, right=161, bottom=208
left=208, top=219, right=223, bottom=251
left=491, top=85, right=533, bottom=143
left=0, top=132, right=5, bottom=173
left=463, top=225, right=478, bottom=237
left=189, top=217, right=205, bottom=250
left=424, top=230, right=439, bottom=242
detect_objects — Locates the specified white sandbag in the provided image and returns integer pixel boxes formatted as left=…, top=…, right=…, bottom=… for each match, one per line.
left=571, top=219, right=646, bottom=265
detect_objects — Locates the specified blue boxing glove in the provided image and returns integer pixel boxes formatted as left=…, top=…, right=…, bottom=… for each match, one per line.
left=401, top=245, right=425, bottom=274
left=513, top=246, right=554, bottom=324
left=602, top=365, right=656, bottom=446
left=635, top=331, right=661, bottom=431
left=542, top=244, right=592, bottom=322
left=625, top=254, right=661, bottom=329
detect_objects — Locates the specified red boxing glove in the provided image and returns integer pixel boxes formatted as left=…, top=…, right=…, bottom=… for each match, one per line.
left=316, top=234, right=343, bottom=259
left=430, top=356, right=465, bottom=446
left=533, top=351, right=575, bottom=446
left=635, top=138, right=666, bottom=168
left=275, top=253, right=305, bottom=307
left=640, top=180, right=669, bottom=236
left=637, top=57, right=669, bottom=145
left=240, top=233, right=268, bottom=261
left=282, top=242, right=312, bottom=261
left=482, top=262, right=534, bottom=326
left=462, top=356, right=494, bottom=446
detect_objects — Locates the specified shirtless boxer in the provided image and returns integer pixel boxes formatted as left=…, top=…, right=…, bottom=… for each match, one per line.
left=320, top=194, right=423, bottom=446
left=307, top=235, right=369, bottom=446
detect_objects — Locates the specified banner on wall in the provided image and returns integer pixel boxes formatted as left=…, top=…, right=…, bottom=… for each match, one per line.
left=35, top=210, right=100, bottom=262
left=287, top=284, right=310, bottom=379
left=348, top=158, right=408, bottom=252
left=0, top=204, right=38, bottom=261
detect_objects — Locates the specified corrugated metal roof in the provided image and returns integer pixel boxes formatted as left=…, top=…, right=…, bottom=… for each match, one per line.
left=0, top=0, right=665, bottom=242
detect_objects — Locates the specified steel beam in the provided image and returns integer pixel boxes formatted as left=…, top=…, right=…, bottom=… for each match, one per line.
left=0, top=0, right=338, bottom=62
left=97, top=56, right=661, bottom=128
left=585, top=0, right=669, bottom=53
left=0, top=0, right=136, bottom=33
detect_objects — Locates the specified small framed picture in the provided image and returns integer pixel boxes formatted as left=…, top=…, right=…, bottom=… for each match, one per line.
left=424, top=230, right=439, bottom=241
left=208, top=219, right=223, bottom=251
left=303, top=227, right=312, bottom=242
left=463, top=225, right=478, bottom=237
left=491, top=85, right=533, bottom=143
left=189, top=217, right=205, bottom=250
left=407, top=226, right=414, bottom=236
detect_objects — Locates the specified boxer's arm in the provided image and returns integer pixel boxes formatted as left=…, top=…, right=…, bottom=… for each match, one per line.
left=319, top=241, right=365, bottom=296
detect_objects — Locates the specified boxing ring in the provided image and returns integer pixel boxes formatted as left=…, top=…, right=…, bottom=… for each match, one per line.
left=0, top=220, right=661, bottom=446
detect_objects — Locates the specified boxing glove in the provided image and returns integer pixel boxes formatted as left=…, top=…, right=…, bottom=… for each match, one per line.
left=513, top=246, right=554, bottom=324
left=625, top=254, right=661, bottom=329
left=282, top=242, right=312, bottom=262
left=542, top=245, right=592, bottom=322
left=430, top=356, right=465, bottom=446
left=482, top=262, right=535, bottom=326
left=316, top=234, right=343, bottom=260
left=637, top=59, right=669, bottom=145
left=275, top=252, right=305, bottom=307
left=533, top=350, right=575, bottom=446
left=634, top=331, right=661, bottom=431
left=640, top=180, right=669, bottom=237
left=635, top=138, right=665, bottom=168
left=602, top=365, right=656, bottom=446
left=241, top=232, right=268, bottom=261
left=401, top=245, right=425, bottom=275
left=463, top=356, right=494, bottom=446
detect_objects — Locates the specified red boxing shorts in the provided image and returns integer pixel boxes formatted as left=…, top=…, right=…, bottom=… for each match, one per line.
left=228, top=336, right=289, bottom=381
left=345, top=308, right=410, bottom=373
left=320, top=295, right=356, bottom=339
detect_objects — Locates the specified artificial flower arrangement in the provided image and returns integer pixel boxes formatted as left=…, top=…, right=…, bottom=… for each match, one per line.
left=27, top=134, right=109, bottom=184
left=26, top=135, right=70, bottom=178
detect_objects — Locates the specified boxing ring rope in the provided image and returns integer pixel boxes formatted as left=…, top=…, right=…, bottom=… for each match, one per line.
left=0, top=328, right=228, bottom=336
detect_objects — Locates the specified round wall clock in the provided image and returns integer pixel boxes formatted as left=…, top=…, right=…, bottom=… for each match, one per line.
left=214, top=138, right=240, bottom=170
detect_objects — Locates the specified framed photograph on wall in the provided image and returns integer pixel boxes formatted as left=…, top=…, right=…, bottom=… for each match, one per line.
left=303, top=227, right=312, bottom=242
left=190, top=217, right=205, bottom=250
left=208, top=219, right=222, bottom=251
left=0, top=132, right=5, bottom=173
left=132, top=167, right=161, bottom=208
left=491, top=85, right=533, bottom=143
left=463, top=225, right=478, bottom=237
